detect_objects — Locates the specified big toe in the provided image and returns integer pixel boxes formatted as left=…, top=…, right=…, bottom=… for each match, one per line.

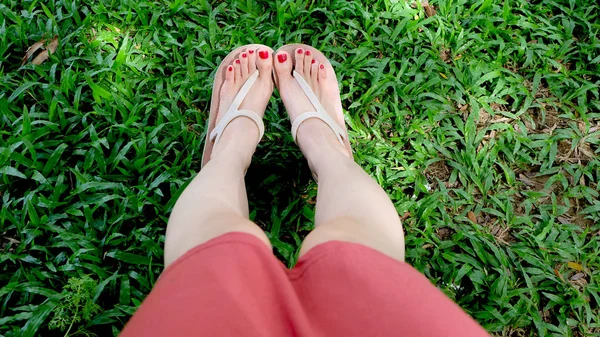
left=274, top=51, right=293, bottom=79
left=256, top=48, right=273, bottom=74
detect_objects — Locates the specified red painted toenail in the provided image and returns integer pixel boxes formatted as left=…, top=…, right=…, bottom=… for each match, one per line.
left=311, top=59, right=316, bottom=64
left=242, top=53, right=247, bottom=58
left=297, top=48, right=303, bottom=54
left=228, top=65, right=233, bottom=71
left=249, top=49, right=255, bottom=54
left=320, top=64, right=324, bottom=69
left=259, top=50, right=269, bottom=59
left=305, top=50, right=311, bottom=56
left=277, top=53, right=287, bottom=63
left=235, top=59, right=240, bottom=64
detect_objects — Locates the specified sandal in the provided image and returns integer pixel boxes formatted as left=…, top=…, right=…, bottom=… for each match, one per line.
left=201, top=44, right=273, bottom=168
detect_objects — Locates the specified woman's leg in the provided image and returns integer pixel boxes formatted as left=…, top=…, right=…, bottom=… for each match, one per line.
left=164, top=48, right=274, bottom=266
left=274, top=48, right=405, bottom=261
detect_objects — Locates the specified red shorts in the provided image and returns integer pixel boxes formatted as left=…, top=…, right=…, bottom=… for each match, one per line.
left=121, top=233, right=489, bottom=336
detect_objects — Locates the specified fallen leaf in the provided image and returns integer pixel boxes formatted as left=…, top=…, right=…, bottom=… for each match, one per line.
left=21, top=36, right=59, bottom=66
left=567, top=262, right=584, bottom=271
left=518, top=173, right=537, bottom=187
left=400, top=212, right=410, bottom=222
left=440, top=48, right=450, bottom=63
left=21, top=39, right=46, bottom=65
left=436, top=227, right=453, bottom=240
left=422, top=244, right=433, bottom=249
left=422, top=0, right=436, bottom=17
left=557, top=216, right=572, bottom=225
left=570, top=272, right=585, bottom=281
left=554, top=268, right=564, bottom=281
left=410, top=0, right=436, bottom=17
left=467, top=211, right=477, bottom=223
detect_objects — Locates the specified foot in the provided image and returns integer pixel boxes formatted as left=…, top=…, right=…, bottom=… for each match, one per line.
left=273, top=47, right=350, bottom=171
left=211, top=47, right=274, bottom=168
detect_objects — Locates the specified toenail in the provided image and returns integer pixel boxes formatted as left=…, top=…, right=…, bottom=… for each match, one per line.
left=228, top=65, right=233, bottom=71
left=235, top=59, right=240, bottom=64
left=320, top=64, right=324, bottom=69
left=305, top=50, right=311, bottom=56
left=259, top=50, right=269, bottom=59
left=311, top=59, right=316, bottom=64
left=249, top=49, right=255, bottom=54
left=277, top=53, right=288, bottom=63
left=242, top=53, right=247, bottom=58
left=297, top=48, right=303, bottom=54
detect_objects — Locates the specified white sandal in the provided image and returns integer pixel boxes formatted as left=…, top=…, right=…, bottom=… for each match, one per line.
left=273, top=44, right=354, bottom=181
left=289, top=70, right=347, bottom=148
left=201, top=45, right=272, bottom=168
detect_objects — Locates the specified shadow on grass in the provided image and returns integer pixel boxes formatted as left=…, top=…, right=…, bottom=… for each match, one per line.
left=245, top=142, right=315, bottom=264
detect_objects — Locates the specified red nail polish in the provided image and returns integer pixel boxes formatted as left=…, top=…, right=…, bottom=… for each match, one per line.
left=311, top=59, right=316, bottom=64
left=249, top=50, right=255, bottom=54
left=228, top=65, right=233, bottom=71
left=277, top=53, right=287, bottom=63
left=235, top=59, right=240, bottom=64
left=242, top=53, right=247, bottom=58
left=297, top=48, right=303, bottom=54
left=258, top=51, right=269, bottom=59
left=320, top=64, right=324, bottom=69
left=305, top=50, right=311, bottom=56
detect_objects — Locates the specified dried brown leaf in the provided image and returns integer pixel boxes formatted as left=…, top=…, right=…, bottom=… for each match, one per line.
left=518, top=173, right=537, bottom=187
left=411, top=0, right=436, bottom=17
left=421, top=0, right=436, bottom=17
left=440, top=48, right=450, bottom=63
left=21, top=39, right=46, bottom=65
left=557, top=216, right=572, bottom=225
left=436, top=227, right=453, bottom=240
left=467, top=211, right=477, bottom=223
left=400, top=212, right=411, bottom=222
left=570, top=272, right=585, bottom=281
left=554, top=268, right=564, bottom=282
left=22, top=36, right=59, bottom=66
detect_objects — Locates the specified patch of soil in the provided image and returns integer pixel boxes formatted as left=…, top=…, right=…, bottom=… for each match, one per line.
left=440, top=47, right=451, bottom=64
left=425, top=160, right=451, bottom=183
left=436, top=227, right=454, bottom=240
left=1, top=234, right=20, bottom=253
left=495, top=326, right=529, bottom=337
left=476, top=212, right=517, bottom=245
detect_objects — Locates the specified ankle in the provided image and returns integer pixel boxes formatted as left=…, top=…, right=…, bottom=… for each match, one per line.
left=209, top=143, right=254, bottom=171
left=210, top=118, right=260, bottom=169
left=296, top=119, right=350, bottom=173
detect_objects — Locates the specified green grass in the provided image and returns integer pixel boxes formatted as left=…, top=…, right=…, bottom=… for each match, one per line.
left=1, top=0, right=599, bottom=336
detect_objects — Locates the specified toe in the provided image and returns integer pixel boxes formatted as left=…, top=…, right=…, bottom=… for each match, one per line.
left=311, top=60, right=319, bottom=88
left=257, top=48, right=272, bottom=74
left=225, top=64, right=235, bottom=83
left=318, top=62, right=327, bottom=82
left=295, top=47, right=305, bottom=74
left=240, top=52, right=249, bottom=78
left=274, top=51, right=292, bottom=79
left=303, top=49, right=313, bottom=78
left=248, top=48, right=257, bottom=73
left=233, top=59, right=242, bottom=83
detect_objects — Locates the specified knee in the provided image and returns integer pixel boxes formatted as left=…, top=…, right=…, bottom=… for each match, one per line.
left=164, top=213, right=271, bottom=267
left=299, top=219, right=405, bottom=262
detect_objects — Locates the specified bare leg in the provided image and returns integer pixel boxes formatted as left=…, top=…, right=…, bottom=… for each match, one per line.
left=274, top=48, right=405, bottom=261
left=165, top=48, right=274, bottom=267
